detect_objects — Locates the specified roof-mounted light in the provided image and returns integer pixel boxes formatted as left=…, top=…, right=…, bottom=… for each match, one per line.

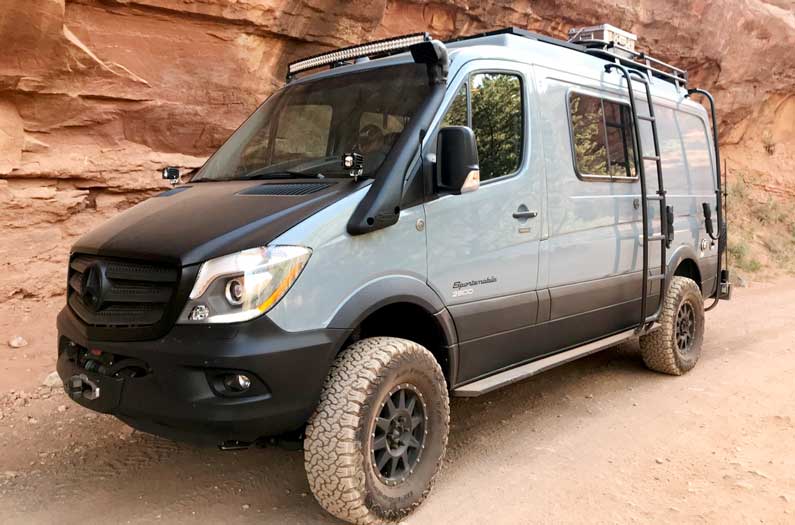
left=287, top=33, right=431, bottom=80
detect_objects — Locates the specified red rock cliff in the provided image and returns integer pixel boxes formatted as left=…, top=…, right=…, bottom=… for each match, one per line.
left=1, top=0, right=794, bottom=300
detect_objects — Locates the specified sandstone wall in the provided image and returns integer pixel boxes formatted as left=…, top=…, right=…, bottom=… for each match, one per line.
left=1, top=0, right=794, bottom=301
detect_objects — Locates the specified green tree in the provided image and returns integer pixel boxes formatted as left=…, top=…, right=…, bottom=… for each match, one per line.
left=570, top=94, right=608, bottom=176
left=470, top=74, right=522, bottom=181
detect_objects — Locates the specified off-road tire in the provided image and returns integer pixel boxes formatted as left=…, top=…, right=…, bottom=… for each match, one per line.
left=639, top=276, right=705, bottom=375
left=304, top=337, right=449, bottom=524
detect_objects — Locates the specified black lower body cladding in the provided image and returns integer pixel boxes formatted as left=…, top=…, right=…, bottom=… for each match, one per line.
left=56, top=306, right=349, bottom=445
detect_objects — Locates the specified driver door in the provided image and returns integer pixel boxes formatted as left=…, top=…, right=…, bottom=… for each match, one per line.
left=424, top=61, right=543, bottom=384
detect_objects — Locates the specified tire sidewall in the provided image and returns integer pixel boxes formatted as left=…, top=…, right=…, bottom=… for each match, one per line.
left=359, top=349, right=448, bottom=522
left=669, top=280, right=705, bottom=371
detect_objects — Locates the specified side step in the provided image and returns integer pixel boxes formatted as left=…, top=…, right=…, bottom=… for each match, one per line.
left=452, top=328, right=638, bottom=398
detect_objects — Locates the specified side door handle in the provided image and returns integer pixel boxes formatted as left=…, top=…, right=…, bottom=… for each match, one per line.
left=512, top=209, right=538, bottom=220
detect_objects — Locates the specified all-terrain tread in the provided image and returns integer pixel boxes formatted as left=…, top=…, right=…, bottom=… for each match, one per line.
left=639, top=276, right=703, bottom=375
left=304, top=337, right=449, bottom=525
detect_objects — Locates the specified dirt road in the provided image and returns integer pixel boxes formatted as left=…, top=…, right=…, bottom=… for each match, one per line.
left=1, top=282, right=794, bottom=524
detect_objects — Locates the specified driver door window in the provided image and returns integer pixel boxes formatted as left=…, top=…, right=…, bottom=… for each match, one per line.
left=441, top=72, right=524, bottom=182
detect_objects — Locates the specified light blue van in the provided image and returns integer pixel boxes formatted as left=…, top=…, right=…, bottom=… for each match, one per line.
left=58, top=26, right=730, bottom=524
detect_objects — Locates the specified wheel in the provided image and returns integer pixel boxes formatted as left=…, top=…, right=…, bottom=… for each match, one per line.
left=639, top=275, right=705, bottom=375
left=304, top=337, right=449, bottom=524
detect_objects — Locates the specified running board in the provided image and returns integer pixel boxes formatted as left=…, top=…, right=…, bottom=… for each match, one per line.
left=452, top=328, right=638, bottom=398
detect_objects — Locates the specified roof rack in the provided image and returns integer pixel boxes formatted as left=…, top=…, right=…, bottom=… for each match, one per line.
left=447, top=26, right=688, bottom=89
left=285, top=26, right=688, bottom=89
left=579, top=40, right=688, bottom=89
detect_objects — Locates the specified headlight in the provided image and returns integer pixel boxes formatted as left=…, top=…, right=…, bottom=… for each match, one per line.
left=179, top=246, right=311, bottom=324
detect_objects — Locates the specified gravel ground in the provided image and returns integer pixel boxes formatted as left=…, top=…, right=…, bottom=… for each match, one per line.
left=1, top=281, right=793, bottom=524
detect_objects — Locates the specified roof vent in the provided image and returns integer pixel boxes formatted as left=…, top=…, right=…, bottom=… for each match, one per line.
left=569, top=24, right=637, bottom=55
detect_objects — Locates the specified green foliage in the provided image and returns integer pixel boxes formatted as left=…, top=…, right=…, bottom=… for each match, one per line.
left=728, top=176, right=747, bottom=201
left=729, top=238, right=761, bottom=273
left=728, top=239, right=749, bottom=261
left=470, top=74, right=522, bottom=181
left=442, top=85, right=467, bottom=128
left=439, top=75, right=522, bottom=181
left=752, top=196, right=788, bottom=225
left=744, top=258, right=763, bottom=272
left=570, top=95, right=608, bottom=176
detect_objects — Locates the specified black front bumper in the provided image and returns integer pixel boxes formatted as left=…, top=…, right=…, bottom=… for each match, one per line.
left=57, top=306, right=348, bottom=445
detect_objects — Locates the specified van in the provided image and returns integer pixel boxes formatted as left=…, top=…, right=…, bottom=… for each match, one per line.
left=57, top=26, right=730, bottom=524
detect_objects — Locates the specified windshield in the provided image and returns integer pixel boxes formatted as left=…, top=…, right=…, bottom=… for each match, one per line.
left=193, top=63, right=431, bottom=182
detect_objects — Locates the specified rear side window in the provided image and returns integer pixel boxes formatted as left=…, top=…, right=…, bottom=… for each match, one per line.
left=569, top=93, right=637, bottom=180
left=440, top=73, right=524, bottom=182
left=678, top=112, right=714, bottom=182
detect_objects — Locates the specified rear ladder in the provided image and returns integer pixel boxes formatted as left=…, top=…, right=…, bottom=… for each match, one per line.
left=603, top=63, right=672, bottom=332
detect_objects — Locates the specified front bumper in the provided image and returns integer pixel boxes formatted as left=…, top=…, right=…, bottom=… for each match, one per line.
left=57, top=306, right=348, bottom=445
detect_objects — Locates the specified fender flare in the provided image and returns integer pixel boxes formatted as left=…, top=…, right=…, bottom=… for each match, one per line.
left=666, top=245, right=703, bottom=287
left=328, top=275, right=456, bottom=343
left=327, top=275, right=460, bottom=385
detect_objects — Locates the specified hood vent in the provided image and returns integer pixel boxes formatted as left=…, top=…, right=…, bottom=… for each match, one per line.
left=239, top=182, right=333, bottom=196
left=156, top=186, right=192, bottom=197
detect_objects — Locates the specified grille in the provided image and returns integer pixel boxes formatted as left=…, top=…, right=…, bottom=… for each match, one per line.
left=67, top=255, right=178, bottom=328
left=238, top=182, right=332, bottom=196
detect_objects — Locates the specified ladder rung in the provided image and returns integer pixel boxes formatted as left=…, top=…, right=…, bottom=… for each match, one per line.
left=647, top=274, right=665, bottom=281
left=642, top=155, right=661, bottom=161
left=638, top=115, right=656, bottom=122
left=647, top=234, right=666, bottom=241
left=646, top=195, right=664, bottom=201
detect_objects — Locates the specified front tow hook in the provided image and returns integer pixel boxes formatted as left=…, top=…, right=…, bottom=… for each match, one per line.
left=67, top=374, right=101, bottom=401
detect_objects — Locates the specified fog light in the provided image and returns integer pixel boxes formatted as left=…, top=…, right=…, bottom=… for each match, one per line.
left=189, top=304, right=210, bottom=321
left=224, top=373, right=251, bottom=393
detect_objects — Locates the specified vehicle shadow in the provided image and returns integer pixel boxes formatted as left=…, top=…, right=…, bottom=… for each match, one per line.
left=5, top=344, right=650, bottom=525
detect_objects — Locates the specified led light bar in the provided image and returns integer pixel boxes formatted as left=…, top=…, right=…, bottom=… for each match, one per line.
left=288, top=33, right=431, bottom=78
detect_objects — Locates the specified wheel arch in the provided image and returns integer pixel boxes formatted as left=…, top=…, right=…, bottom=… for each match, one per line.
left=328, top=276, right=459, bottom=388
left=667, top=245, right=703, bottom=291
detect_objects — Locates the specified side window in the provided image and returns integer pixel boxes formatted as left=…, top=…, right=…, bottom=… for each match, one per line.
left=677, top=111, right=714, bottom=183
left=274, top=104, right=332, bottom=161
left=569, top=93, right=637, bottom=180
left=439, top=72, right=524, bottom=182
left=441, top=85, right=467, bottom=128
left=471, top=73, right=523, bottom=181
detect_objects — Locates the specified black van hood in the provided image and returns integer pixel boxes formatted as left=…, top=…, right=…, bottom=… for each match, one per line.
left=73, top=179, right=365, bottom=266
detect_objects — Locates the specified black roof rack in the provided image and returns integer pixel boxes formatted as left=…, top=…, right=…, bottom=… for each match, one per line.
left=285, top=27, right=688, bottom=89
left=580, top=41, right=688, bottom=88
left=446, top=27, right=688, bottom=89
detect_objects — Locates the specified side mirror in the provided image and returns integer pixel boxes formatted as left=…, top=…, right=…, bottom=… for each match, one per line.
left=436, top=126, right=480, bottom=194
left=162, top=166, right=180, bottom=186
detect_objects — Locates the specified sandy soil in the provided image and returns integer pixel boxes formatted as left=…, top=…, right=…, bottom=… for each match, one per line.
left=1, top=282, right=793, bottom=524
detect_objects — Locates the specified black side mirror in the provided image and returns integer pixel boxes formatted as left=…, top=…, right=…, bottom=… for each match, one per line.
left=162, top=166, right=180, bottom=186
left=436, top=126, right=480, bottom=194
